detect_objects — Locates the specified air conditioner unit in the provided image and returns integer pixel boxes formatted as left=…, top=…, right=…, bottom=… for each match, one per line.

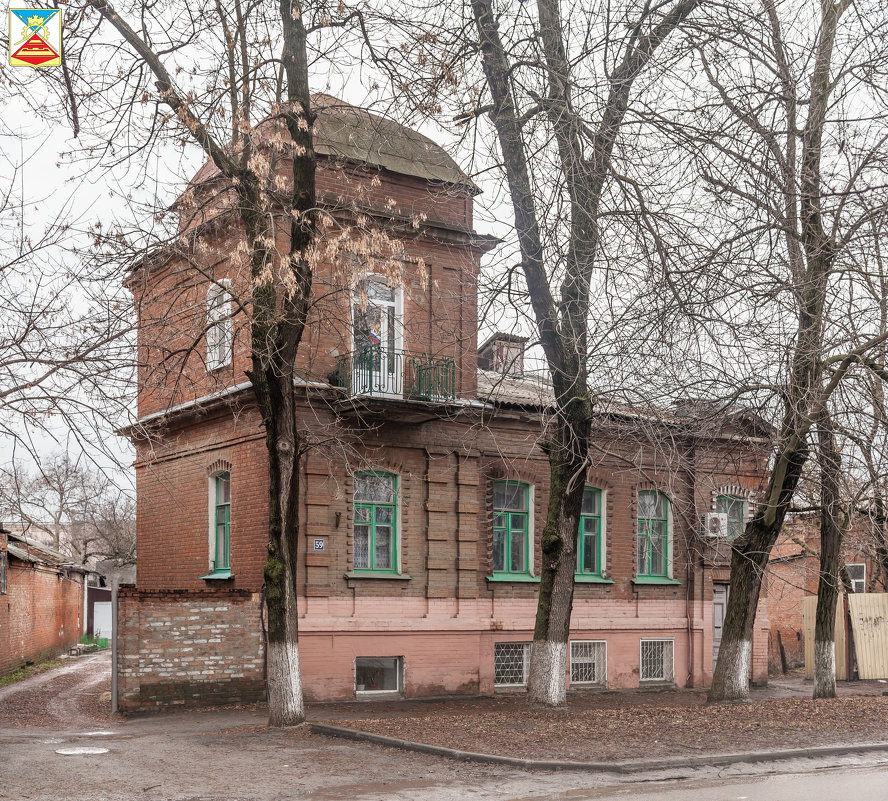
left=705, top=512, right=729, bottom=538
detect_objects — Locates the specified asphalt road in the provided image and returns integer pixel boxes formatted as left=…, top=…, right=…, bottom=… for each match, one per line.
left=2, top=653, right=888, bottom=800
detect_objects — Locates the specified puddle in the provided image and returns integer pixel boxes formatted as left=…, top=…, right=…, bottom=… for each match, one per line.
left=80, top=731, right=117, bottom=737
left=55, top=747, right=109, bottom=755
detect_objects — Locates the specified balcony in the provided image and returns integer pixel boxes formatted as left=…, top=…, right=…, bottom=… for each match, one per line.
left=334, top=347, right=457, bottom=403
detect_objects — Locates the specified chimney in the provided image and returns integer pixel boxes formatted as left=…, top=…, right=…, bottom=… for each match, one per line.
left=478, top=332, right=527, bottom=377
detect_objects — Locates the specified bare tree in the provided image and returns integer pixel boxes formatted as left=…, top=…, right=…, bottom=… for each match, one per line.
left=0, top=125, right=133, bottom=463
left=0, top=452, right=135, bottom=566
left=665, top=0, right=888, bottom=701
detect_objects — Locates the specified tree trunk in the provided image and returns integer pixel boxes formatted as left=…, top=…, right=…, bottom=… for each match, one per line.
left=813, top=413, right=844, bottom=699
left=709, top=442, right=808, bottom=702
left=253, top=369, right=305, bottom=726
left=527, top=404, right=590, bottom=705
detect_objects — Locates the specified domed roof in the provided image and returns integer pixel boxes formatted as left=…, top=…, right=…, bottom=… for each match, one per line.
left=188, top=94, right=477, bottom=193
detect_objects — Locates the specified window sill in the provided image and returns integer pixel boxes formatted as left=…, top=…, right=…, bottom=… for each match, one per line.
left=486, top=574, right=540, bottom=583
left=632, top=576, right=682, bottom=586
left=574, top=575, right=615, bottom=584
left=200, top=570, right=234, bottom=580
left=344, top=571, right=412, bottom=581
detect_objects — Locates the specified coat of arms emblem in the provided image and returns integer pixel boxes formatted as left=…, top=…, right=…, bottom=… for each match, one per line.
left=9, top=8, right=61, bottom=67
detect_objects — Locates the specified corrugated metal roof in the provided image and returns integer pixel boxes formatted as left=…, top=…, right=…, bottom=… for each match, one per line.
left=5, top=532, right=82, bottom=568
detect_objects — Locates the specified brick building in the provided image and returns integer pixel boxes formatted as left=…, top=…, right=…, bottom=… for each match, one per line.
left=767, top=515, right=887, bottom=672
left=119, top=96, right=771, bottom=711
left=0, top=526, right=87, bottom=676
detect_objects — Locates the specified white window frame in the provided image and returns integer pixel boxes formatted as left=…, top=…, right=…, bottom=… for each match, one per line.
left=494, top=641, right=532, bottom=687
left=846, top=563, right=866, bottom=593
left=569, top=640, right=607, bottom=687
left=206, top=279, right=233, bottom=371
left=205, top=470, right=231, bottom=576
left=354, top=656, right=403, bottom=695
left=639, top=638, right=675, bottom=683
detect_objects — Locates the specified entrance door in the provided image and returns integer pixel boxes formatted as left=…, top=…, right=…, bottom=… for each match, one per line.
left=93, top=601, right=112, bottom=639
left=713, top=583, right=729, bottom=668
left=352, top=278, right=402, bottom=397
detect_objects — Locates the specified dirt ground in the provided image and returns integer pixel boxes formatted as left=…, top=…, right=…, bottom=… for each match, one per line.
left=314, top=677, right=888, bottom=762
left=3, top=654, right=888, bottom=801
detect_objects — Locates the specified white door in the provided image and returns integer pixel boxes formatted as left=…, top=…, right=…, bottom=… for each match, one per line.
left=713, top=583, right=729, bottom=668
left=352, top=278, right=402, bottom=397
left=93, top=601, right=112, bottom=639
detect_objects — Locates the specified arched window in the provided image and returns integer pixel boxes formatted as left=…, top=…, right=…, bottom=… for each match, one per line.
left=206, top=280, right=233, bottom=371
left=715, top=494, right=745, bottom=540
left=353, top=472, right=398, bottom=572
left=203, top=471, right=231, bottom=578
left=351, top=277, right=403, bottom=397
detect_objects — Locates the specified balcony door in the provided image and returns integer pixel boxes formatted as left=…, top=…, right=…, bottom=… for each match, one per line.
left=352, top=277, right=403, bottom=397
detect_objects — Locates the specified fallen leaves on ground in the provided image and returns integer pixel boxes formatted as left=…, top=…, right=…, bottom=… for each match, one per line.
left=325, top=692, right=888, bottom=762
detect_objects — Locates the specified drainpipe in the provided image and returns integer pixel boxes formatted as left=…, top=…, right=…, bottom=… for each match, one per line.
left=111, top=577, right=119, bottom=714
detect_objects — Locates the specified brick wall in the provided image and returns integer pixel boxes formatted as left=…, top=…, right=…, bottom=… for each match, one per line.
left=117, top=586, right=265, bottom=712
left=0, top=550, right=84, bottom=677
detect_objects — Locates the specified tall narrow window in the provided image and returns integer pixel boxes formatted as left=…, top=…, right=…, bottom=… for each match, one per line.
left=0, top=551, right=7, bottom=594
left=493, top=481, right=530, bottom=575
left=576, top=487, right=602, bottom=576
left=637, top=490, right=669, bottom=578
left=213, top=472, right=231, bottom=573
left=716, top=495, right=745, bottom=540
left=353, top=472, right=398, bottom=572
left=206, top=280, right=233, bottom=371
left=351, top=278, right=402, bottom=397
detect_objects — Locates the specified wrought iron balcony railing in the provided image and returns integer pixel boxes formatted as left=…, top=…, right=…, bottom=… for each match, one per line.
left=334, top=347, right=457, bottom=402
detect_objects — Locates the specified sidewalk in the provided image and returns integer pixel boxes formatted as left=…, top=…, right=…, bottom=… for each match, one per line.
left=307, top=676, right=888, bottom=765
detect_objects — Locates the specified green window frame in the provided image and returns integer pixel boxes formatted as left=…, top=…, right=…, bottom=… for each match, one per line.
left=715, top=494, right=745, bottom=540
left=576, top=487, right=603, bottom=577
left=353, top=472, right=398, bottom=573
left=493, top=481, right=530, bottom=576
left=637, top=490, right=669, bottom=578
left=212, top=472, right=231, bottom=572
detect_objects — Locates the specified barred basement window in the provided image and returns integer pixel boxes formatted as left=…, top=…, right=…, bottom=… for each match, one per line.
left=570, top=640, right=607, bottom=686
left=640, top=639, right=674, bottom=683
left=494, top=642, right=531, bottom=686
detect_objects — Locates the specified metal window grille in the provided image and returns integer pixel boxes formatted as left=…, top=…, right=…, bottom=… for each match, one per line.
left=570, top=640, right=606, bottom=686
left=640, top=639, right=674, bottom=682
left=494, top=642, right=531, bottom=686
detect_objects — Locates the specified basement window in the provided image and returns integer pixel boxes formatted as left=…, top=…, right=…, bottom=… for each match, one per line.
left=494, top=642, right=531, bottom=686
left=570, top=640, right=607, bottom=687
left=355, top=657, right=402, bottom=695
left=640, top=638, right=674, bottom=684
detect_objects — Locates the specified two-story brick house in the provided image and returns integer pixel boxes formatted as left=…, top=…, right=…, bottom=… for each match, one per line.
left=118, top=95, right=770, bottom=711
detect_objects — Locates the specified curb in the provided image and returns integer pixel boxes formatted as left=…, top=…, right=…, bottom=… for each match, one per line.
left=310, top=723, right=888, bottom=774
